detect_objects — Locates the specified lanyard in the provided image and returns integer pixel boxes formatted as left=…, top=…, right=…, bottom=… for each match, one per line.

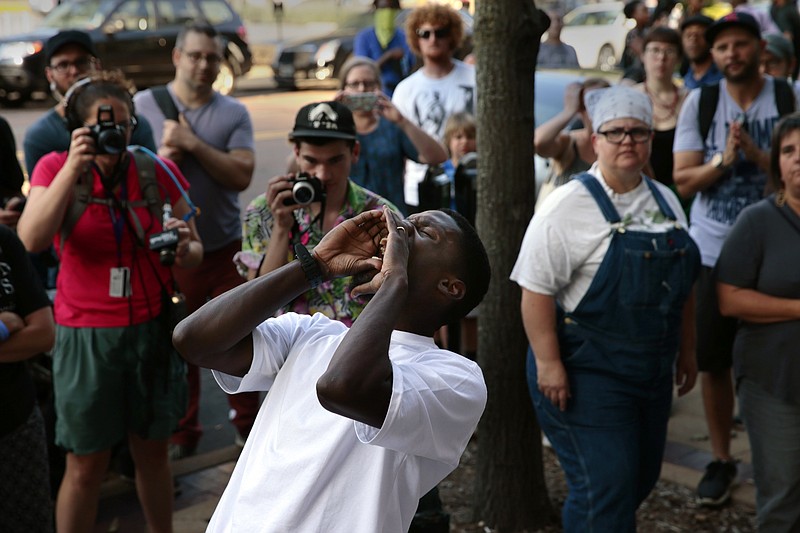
left=94, top=161, right=128, bottom=266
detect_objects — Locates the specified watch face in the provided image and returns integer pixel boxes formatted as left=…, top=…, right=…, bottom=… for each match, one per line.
left=712, top=153, right=723, bottom=168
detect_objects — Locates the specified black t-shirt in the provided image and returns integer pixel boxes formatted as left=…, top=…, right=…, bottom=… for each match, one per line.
left=0, top=225, right=52, bottom=437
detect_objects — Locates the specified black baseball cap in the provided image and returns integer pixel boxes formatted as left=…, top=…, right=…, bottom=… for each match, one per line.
left=680, top=14, right=714, bottom=32
left=289, top=101, right=357, bottom=141
left=45, top=30, right=98, bottom=64
left=705, top=12, right=761, bottom=45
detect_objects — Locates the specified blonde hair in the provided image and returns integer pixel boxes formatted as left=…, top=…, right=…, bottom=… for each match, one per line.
left=443, top=111, right=476, bottom=155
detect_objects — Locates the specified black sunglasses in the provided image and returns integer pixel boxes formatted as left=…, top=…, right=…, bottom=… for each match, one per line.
left=416, top=27, right=451, bottom=40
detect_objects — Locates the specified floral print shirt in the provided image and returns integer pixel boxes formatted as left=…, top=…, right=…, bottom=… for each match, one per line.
left=238, top=180, right=398, bottom=326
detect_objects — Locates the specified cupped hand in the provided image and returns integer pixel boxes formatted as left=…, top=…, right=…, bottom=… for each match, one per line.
left=536, top=358, right=571, bottom=411
left=164, top=217, right=191, bottom=258
left=350, top=207, right=410, bottom=298
left=313, top=208, right=387, bottom=280
left=266, top=174, right=299, bottom=232
left=65, top=127, right=96, bottom=176
left=376, top=93, right=403, bottom=124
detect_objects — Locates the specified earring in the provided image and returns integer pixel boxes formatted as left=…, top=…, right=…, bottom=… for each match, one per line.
left=776, top=189, right=786, bottom=207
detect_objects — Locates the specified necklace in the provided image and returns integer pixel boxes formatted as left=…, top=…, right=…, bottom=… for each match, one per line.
left=645, top=83, right=679, bottom=121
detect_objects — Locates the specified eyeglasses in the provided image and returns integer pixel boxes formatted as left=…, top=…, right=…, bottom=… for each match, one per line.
left=416, top=27, right=451, bottom=40
left=181, top=50, right=222, bottom=65
left=50, top=57, right=95, bottom=74
left=644, top=46, right=678, bottom=58
left=345, top=80, right=379, bottom=90
left=597, top=127, right=652, bottom=144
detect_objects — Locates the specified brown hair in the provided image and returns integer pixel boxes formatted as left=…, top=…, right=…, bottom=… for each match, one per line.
left=643, top=26, right=682, bottom=57
left=406, top=4, right=464, bottom=56
left=769, top=112, right=800, bottom=192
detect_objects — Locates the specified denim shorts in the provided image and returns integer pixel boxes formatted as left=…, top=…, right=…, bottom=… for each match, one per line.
left=54, top=319, right=187, bottom=455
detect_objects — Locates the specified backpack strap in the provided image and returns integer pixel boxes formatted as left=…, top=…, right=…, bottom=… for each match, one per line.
left=151, top=85, right=180, bottom=121
left=59, top=171, right=93, bottom=251
left=698, top=83, right=720, bottom=146
left=774, top=77, right=796, bottom=117
left=59, top=151, right=164, bottom=251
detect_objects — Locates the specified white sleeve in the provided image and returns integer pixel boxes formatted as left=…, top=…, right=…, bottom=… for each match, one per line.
left=673, top=88, right=704, bottom=154
left=212, top=313, right=321, bottom=394
left=354, top=354, right=487, bottom=467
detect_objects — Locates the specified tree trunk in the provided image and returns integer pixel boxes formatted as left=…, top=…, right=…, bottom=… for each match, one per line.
left=472, top=1, right=557, bottom=530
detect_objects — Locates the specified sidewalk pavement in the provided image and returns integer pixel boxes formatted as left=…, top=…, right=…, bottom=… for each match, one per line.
left=94, top=382, right=754, bottom=532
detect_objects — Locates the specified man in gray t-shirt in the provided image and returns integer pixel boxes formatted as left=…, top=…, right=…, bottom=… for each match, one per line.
left=134, top=24, right=256, bottom=458
left=673, top=12, right=797, bottom=507
left=537, top=10, right=580, bottom=69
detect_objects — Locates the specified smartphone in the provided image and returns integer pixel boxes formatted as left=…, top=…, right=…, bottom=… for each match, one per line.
left=342, top=93, right=378, bottom=112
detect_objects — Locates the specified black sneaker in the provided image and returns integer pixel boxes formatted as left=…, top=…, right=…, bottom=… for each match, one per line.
left=697, top=460, right=737, bottom=506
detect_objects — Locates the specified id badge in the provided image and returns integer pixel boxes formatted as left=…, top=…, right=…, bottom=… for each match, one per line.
left=109, top=267, right=132, bottom=298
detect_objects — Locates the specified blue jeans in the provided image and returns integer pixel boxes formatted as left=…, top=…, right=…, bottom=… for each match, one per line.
left=739, top=378, right=800, bottom=533
left=527, top=350, right=672, bottom=533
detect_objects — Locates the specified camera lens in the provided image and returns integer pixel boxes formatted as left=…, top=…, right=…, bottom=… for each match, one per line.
left=97, top=129, right=127, bottom=154
left=292, top=182, right=315, bottom=205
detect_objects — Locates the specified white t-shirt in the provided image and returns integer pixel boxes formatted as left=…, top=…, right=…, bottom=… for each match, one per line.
left=673, top=76, right=794, bottom=266
left=510, top=166, right=688, bottom=312
left=208, top=312, right=486, bottom=533
left=392, top=60, right=476, bottom=206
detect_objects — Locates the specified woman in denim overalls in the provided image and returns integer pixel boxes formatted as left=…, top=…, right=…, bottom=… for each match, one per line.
left=512, top=86, right=700, bottom=532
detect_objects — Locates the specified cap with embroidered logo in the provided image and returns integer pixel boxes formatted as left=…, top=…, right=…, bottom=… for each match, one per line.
left=289, top=101, right=357, bottom=141
left=705, top=12, right=762, bottom=46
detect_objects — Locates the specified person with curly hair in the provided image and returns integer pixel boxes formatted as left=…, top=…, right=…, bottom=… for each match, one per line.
left=392, top=3, right=475, bottom=210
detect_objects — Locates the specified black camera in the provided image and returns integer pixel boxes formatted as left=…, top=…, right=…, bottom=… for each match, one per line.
left=89, top=104, right=127, bottom=155
left=148, top=203, right=179, bottom=265
left=283, top=173, right=326, bottom=206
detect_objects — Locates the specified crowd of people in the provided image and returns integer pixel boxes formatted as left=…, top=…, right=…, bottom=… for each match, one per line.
left=2, top=0, right=800, bottom=531
left=534, top=3, right=800, bottom=532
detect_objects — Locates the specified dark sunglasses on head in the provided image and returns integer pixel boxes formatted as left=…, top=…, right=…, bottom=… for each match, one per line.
left=416, top=27, right=451, bottom=40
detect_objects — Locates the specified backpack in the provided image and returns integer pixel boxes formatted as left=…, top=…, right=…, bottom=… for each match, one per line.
left=698, top=78, right=796, bottom=144
left=60, top=150, right=163, bottom=251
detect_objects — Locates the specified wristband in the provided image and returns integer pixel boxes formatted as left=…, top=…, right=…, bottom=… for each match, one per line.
left=0, top=319, right=9, bottom=342
left=294, top=243, right=323, bottom=288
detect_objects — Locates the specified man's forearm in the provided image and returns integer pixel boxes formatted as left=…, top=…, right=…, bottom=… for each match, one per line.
left=187, top=142, right=254, bottom=191
left=316, top=274, right=407, bottom=428
left=173, top=259, right=311, bottom=375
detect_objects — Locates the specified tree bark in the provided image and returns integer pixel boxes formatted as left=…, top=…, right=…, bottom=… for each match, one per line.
left=472, top=1, right=557, bottom=530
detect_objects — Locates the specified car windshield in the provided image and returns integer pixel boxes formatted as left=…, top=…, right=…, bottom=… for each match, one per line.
left=41, top=0, right=117, bottom=30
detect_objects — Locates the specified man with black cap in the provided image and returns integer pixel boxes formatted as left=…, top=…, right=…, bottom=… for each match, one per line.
left=237, top=100, right=397, bottom=325
left=681, top=15, right=723, bottom=89
left=674, top=11, right=798, bottom=507
left=23, top=29, right=156, bottom=177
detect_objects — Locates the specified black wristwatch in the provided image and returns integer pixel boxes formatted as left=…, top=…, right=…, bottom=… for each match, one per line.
left=294, top=243, right=323, bottom=288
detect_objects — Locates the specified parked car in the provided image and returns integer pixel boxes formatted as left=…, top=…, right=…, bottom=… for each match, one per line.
left=0, top=0, right=252, bottom=105
left=273, top=9, right=474, bottom=90
left=558, top=2, right=633, bottom=71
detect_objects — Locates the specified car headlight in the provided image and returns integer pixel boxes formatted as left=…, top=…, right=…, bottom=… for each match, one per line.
left=315, top=39, right=340, bottom=66
left=0, top=41, right=43, bottom=64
